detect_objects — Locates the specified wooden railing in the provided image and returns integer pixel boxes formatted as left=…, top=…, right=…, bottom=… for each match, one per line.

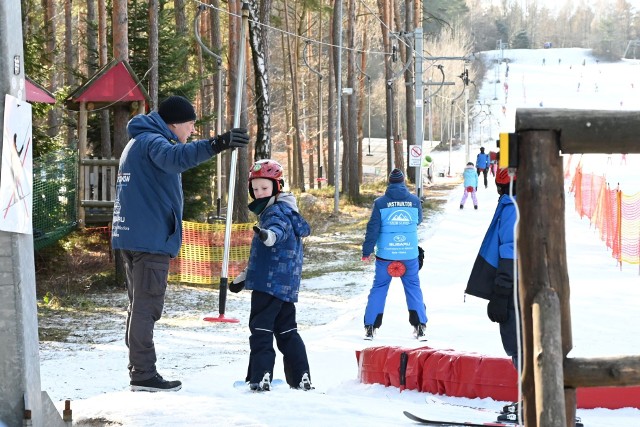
left=514, top=108, right=640, bottom=426
left=78, top=157, right=119, bottom=225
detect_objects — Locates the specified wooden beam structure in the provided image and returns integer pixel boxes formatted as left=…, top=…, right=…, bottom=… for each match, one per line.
left=515, top=108, right=640, bottom=427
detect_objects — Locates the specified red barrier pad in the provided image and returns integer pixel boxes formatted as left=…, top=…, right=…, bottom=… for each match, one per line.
left=384, top=347, right=413, bottom=389
left=421, top=350, right=456, bottom=395
left=577, top=386, right=640, bottom=409
left=358, top=346, right=394, bottom=386
left=474, top=356, right=518, bottom=402
left=447, top=352, right=483, bottom=397
left=405, top=347, right=438, bottom=391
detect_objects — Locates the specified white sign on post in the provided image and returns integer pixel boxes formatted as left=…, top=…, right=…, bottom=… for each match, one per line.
left=0, top=94, right=33, bottom=234
left=409, top=144, right=422, bottom=167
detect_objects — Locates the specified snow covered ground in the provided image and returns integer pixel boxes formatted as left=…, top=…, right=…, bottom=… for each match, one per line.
left=37, top=48, right=640, bottom=426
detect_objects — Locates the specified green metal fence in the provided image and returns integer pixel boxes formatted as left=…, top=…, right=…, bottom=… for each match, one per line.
left=32, top=148, right=78, bottom=250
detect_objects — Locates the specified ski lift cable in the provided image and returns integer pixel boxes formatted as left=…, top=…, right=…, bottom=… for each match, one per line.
left=191, top=0, right=441, bottom=64
left=192, top=0, right=389, bottom=56
left=302, top=41, right=323, bottom=80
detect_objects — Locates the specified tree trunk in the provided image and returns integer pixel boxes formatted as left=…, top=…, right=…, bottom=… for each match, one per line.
left=44, top=0, right=59, bottom=138
left=248, top=0, right=272, bottom=161
left=377, top=0, right=394, bottom=174
left=404, top=0, right=416, bottom=183
left=112, top=0, right=129, bottom=158
left=173, top=0, right=189, bottom=78
left=209, top=0, right=224, bottom=205
left=356, top=13, right=370, bottom=182
left=98, top=0, right=111, bottom=158
left=283, top=0, right=305, bottom=192
left=327, top=1, right=336, bottom=187
left=227, top=0, right=249, bottom=222
left=148, top=0, right=159, bottom=110
left=346, top=0, right=359, bottom=201
left=392, top=0, right=404, bottom=172
left=64, top=0, right=76, bottom=148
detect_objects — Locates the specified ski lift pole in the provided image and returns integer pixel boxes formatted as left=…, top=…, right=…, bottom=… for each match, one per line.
left=205, top=1, right=249, bottom=323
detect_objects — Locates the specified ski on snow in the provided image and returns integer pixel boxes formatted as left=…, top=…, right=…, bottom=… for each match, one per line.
left=403, top=410, right=519, bottom=426
left=233, top=378, right=286, bottom=390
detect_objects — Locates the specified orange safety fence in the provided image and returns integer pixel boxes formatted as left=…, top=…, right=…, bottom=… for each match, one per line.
left=168, top=221, right=253, bottom=285
left=568, top=157, right=640, bottom=268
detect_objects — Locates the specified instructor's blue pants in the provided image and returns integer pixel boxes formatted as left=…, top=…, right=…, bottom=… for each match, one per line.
left=364, top=258, right=427, bottom=328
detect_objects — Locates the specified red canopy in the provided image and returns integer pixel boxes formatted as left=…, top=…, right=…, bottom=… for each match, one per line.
left=26, top=76, right=56, bottom=104
left=66, top=59, right=149, bottom=110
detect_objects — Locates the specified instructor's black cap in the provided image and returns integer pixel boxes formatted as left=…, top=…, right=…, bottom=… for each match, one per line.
left=158, top=95, right=197, bottom=124
left=388, top=168, right=405, bottom=184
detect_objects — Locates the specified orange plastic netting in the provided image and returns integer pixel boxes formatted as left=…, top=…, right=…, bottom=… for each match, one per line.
left=568, top=156, right=640, bottom=267
left=168, top=221, right=253, bottom=285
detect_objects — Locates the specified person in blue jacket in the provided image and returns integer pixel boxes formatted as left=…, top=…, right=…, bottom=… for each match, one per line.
left=229, top=159, right=312, bottom=392
left=476, top=147, right=491, bottom=188
left=361, top=168, right=428, bottom=341
left=112, top=95, right=249, bottom=392
left=465, top=168, right=519, bottom=369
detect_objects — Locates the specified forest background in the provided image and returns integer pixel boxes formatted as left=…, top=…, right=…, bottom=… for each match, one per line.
left=21, top=0, right=640, bottom=222
left=20, top=0, right=640, bottom=297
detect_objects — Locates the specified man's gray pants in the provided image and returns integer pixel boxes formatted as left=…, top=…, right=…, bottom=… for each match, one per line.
left=122, top=250, right=170, bottom=382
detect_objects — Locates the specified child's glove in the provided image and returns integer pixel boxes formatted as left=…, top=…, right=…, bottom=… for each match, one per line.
left=229, top=269, right=246, bottom=293
left=253, top=225, right=276, bottom=247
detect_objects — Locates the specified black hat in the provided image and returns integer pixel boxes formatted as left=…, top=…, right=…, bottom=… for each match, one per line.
left=388, top=168, right=405, bottom=183
left=158, top=95, right=197, bottom=124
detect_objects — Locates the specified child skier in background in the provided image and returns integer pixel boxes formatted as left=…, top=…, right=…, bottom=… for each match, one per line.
left=460, top=162, right=478, bottom=210
left=229, top=159, right=313, bottom=392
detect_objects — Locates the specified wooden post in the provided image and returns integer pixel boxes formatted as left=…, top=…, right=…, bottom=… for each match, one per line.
left=516, top=129, right=574, bottom=427
left=77, top=101, right=88, bottom=227
left=532, top=288, right=567, bottom=427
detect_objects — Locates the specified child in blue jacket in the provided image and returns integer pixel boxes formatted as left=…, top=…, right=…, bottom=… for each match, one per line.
left=460, top=162, right=479, bottom=209
left=230, top=159, right=312, bottom=392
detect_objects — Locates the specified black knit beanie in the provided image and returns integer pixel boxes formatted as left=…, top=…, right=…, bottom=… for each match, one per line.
left=158, top=95, right=197, bottom=124
left=388, top=168, right=405, bottom=184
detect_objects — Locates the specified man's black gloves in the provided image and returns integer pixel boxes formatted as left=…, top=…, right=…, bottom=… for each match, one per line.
left=253, top=225, right=276, bottom=247
left=418, top=246, right=425, bottom=270
left=229, top=269, right=246, bottom=293
left=210, top=127, right=249, bottom=151
left=487, top=286, right=511, bottom=323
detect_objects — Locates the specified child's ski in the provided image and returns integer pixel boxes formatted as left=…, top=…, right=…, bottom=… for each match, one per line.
left=233, top=378, right=286, bottom=390
left=403, top=411, right=518, bottom=426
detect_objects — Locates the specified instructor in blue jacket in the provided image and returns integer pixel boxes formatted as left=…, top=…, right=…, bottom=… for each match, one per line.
left=112, top=95, right=249, bottom=392
left=361, top=168, right=428, bottom=341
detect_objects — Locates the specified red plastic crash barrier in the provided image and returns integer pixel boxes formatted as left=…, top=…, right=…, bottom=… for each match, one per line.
left=405, top=347, right=439, bottom=392
left=577, top=386, right=640, bottom=409
left=474, top=356, right=518, bottom=402
left=357, top=346, right=394, bottom=386
left=356, top=346, right=640, bottom=409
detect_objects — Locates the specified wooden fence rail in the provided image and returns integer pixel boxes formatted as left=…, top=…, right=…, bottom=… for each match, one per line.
left=515, top=108, right=640, bottom=426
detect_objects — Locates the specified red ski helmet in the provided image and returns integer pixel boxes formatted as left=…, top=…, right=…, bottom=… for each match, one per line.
left=248, top=159, right=285, bottom=198
left=496, top=167, right=516, bottom=185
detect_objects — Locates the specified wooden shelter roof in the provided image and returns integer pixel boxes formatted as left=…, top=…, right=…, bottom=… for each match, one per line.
left=65, top=59, right=149, bottom=111
left=26, top=76, right=56, bottom=104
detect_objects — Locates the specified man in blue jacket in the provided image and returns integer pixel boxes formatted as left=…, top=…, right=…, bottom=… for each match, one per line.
left=476, top=147, right=491, bottom=188
left=362, top=168, right=428, bottom=341
left=112, top=95, right=249, bottom=392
